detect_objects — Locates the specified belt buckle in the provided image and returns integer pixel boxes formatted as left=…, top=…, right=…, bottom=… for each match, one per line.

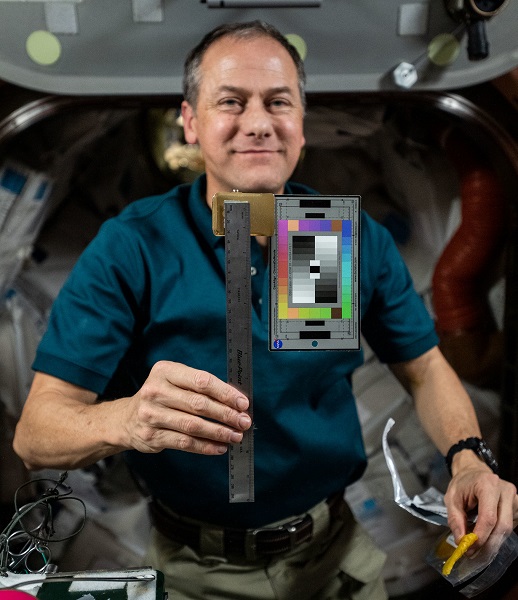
left=280, top=516, right=307, bottom=546
left=244, top=515, right=308, bottom=561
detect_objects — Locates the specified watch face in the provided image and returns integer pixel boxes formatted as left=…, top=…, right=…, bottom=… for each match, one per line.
left=446, top=437, right=499, bottom=476
left=476, top=440, right=499, bottom=473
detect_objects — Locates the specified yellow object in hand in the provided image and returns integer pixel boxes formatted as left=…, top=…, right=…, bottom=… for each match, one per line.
left=442, top=533, right=478, bottom=576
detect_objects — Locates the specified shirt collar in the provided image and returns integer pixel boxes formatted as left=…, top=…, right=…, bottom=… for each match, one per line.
left=187, top=176, right=313, bottom=249
left=188, top=175, right=223, bottom=249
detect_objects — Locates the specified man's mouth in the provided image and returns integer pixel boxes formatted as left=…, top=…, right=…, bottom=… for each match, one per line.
left=233, top=149, right=280, bottom=155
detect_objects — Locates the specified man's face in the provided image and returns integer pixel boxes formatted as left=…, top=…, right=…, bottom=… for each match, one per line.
left=182, top=35, right=306, bottom=205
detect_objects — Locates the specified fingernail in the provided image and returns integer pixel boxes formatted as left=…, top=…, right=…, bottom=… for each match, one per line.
left=236, top=397, right=248, bottom=411
left=239, top=415, right=252, bottom=429
left=230, top=431, right=243, bottom=443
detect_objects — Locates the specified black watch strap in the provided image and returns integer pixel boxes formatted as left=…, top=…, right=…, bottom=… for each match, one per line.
left=445, top=437, right=499, bottom=476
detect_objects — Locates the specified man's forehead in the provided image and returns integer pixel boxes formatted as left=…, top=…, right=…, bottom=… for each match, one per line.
left=201, top=35, right=296, bottom=76
left=216, top=54, right=291, bottom=77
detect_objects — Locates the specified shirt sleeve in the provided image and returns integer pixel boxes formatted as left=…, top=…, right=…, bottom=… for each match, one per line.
left=32, top=217, right=146, bottom=394
left=360, top=212, right=439, bottom=363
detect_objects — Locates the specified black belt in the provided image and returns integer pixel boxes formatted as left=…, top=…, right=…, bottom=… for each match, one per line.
left=149, top=494, right=343, bottom=560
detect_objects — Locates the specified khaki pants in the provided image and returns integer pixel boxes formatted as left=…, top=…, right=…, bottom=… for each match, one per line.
left=145, top=498, right=387, bottom=600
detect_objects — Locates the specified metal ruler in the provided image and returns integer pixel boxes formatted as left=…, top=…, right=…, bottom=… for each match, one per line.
left=224, top=201, right=254, bottom=503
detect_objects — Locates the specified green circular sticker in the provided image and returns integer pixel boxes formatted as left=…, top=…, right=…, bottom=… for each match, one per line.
left=285, top=34, right=307, bottom=61
left=428, top=33, right=460, bottom=67
left=26, top=30, right=62, bottom=66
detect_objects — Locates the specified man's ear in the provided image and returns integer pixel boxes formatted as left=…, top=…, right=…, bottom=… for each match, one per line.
left=181, top=100, right=198, bottom=145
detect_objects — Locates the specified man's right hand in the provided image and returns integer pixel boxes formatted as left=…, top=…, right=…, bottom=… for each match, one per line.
left=124, top=360, right=251, bottom=455
left=13, top=362, right=251, bottom=471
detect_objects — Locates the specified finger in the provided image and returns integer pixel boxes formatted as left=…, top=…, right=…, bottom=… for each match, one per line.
left=471, top=475, right=507, bottom=547
left=494, top=482, right=518, bottom=534
left=135, top=406, right=247, bottom=455
left=158, top=361, right=249, bottom=410
left=142, top=363, right=251, bottom=429
left=137, top=384, right=251, bottom=439
left=148, top=428, right=235, bottom=455
left=156, top=406, right=248, bottom=445
left=444, top=484, right=470, bottom=543
left=445, top=501, right=468, bottom=545
left=176, top=387, right=252, bottom=428
left=159, top=384, right=252, bottom=431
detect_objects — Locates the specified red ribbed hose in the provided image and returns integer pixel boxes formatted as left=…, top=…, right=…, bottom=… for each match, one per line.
left=431, top=129, right=506, bottom=387
left=432, top=131, right=505, bottom=335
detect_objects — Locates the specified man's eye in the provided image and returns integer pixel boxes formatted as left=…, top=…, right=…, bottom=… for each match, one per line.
left=220, top=98, right=241, bottom=107
left=270, top=99, right=290, bottom=108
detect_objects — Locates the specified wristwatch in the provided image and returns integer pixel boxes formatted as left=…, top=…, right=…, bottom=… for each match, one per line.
left=445, top=437, right=499, bottom=476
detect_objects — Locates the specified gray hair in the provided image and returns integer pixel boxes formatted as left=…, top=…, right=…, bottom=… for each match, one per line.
left=183, top=21, right=306, bottom=111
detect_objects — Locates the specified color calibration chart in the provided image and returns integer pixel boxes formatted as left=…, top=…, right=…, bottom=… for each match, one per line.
left=270, top=195, right=360, bottom=351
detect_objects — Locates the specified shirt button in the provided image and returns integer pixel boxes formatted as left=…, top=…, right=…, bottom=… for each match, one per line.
left=251, top=266, right=257, bottom=276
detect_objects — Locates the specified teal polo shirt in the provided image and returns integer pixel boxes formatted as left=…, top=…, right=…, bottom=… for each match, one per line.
left=33, top=175, right=438, bottom=528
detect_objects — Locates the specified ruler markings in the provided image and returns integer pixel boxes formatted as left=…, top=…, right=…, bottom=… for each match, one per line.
left=225, top=201, right=254, bottom=503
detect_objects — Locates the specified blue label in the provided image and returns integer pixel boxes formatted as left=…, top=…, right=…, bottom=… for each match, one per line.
left=1, top=167, right=27, bottom=194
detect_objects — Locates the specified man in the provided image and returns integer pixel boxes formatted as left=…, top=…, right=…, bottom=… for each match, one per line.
left=13, top=21, right=517, bottom=600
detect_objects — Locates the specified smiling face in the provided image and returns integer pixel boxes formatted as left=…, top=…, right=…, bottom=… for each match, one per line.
left=181, top=34, right=306, bottom=206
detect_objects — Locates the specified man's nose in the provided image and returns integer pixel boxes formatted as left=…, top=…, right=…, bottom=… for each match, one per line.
left=241, top=102, right=273, bottom=138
